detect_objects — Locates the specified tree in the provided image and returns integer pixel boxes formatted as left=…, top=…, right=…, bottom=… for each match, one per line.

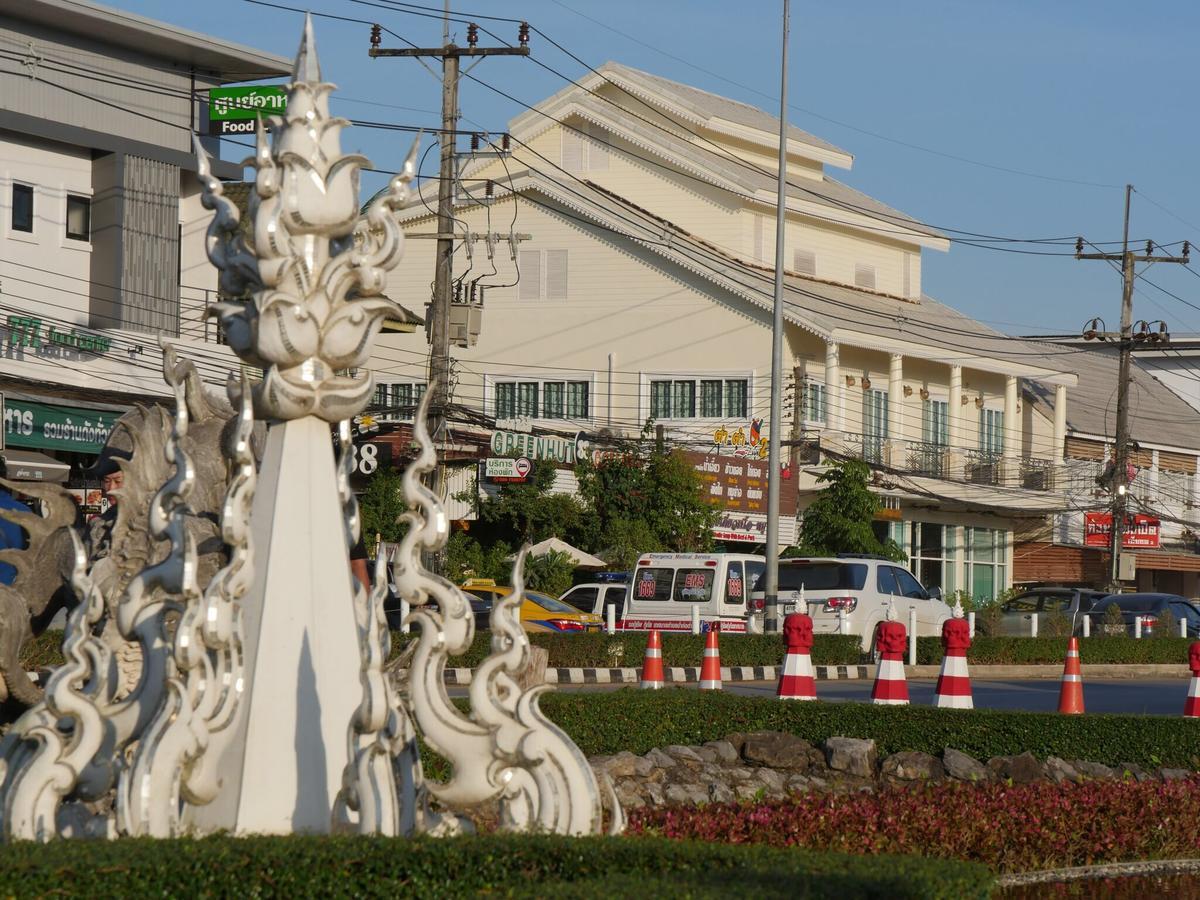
left=357, top=464, right=409, bottom=544
left=523, top=548, right=577, bottom=597
left=575, top=437, right=718, bottom=569
left=466, top=459, right=584, bottom=548
left=789, top=459, right=904, bottom=561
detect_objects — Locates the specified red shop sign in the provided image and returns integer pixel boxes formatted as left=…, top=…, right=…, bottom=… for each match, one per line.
left=1083, top=512, right=1160, bottom=549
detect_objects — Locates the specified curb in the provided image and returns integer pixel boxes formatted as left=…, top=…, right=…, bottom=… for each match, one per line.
left=996, top=857, right=1200, bottom=887
left=440, top=665, right=873, bottom=686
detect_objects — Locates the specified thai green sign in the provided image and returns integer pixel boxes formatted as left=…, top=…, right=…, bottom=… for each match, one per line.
left=2, top=399, right=120, bottom=454
left=208, top=85, right=287, bottom=135
left=5, top=316, right=111, bottom=353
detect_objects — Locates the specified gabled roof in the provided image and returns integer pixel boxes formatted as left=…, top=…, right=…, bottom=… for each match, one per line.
left=460, top=90, right=946, bottom=246
left=398, top=170, right=1072, bottom=386
left=596, top=62, right=850, bottom=164
left=1025, top=345, right=1200, bottom=451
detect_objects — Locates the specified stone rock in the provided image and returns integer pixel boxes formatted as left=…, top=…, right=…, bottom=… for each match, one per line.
left=742, top=732, right=815, bottom=770
left=881, top=751, right=944, bottom=783
left=664, top=783, right=709, bottom=806
left=614, top=780, right=645, bottom=809
left=667, top=764, right=699, bottom=784
left=1044, top=757, right=1081, bottom=784
left=1072, top=760, right=1115, bottom=780
left=709, top=782, right=737, bottom=804
left=785, top=774, right=811, bottom=793
left=664, top=744, right=703, bottom=764
left=734, top=781, right=765, bottom=801
left=943, top=748, right=989, bottom=782
left=824, top=737, right=878, bottom=778
left=988, top=752, right=1043, bottom=784
left=600, top=751, right=639, bottom=779
left=644, top=748, right=677, bottom=769
left=753, top=768, right=787, bottom=796
left=1160, top=768, right=1191, bottom=781
left=644, top=782, right=665, bottom=806
left=806, top=748, right=829, bottom=772
left=704, top=740, right=739, bottom=764
left=632, top=755, right=656, bottom=778
left=1118, top=762, right=1152, bottom=782
left=695, top=746, right=718, bottom=764
left=727, top=766, right=756, bottom=783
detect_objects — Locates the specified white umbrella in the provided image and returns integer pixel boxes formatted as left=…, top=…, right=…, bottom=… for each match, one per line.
left=518, top=537, right=607, bottom=570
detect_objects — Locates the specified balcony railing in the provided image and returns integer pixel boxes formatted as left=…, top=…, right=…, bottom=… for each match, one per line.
left=179, top=286, right=224, bottom=344
left=828, top=434, right=1060, bottom=492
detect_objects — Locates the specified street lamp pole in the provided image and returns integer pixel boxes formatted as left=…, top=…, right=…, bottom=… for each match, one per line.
left=764, top=0, right=790, bottom=635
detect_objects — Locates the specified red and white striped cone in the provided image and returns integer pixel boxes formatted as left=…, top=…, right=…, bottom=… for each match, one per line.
left=1185, top=641, right=1200, bottom=718
left=935, top=614, right=973, bottom=709
left=640, top=629, right=664, bottom=690
left=778, top=613, right=817, bottom=701
left=699, top=622, right=722, bottom=691
left=871, top=617, right=909, bottom=706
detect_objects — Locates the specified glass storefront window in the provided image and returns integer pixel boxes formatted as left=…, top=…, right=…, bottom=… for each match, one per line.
left=966, top=527, right=1006, bottom=602
left=909, top=522, right=954, bottom=593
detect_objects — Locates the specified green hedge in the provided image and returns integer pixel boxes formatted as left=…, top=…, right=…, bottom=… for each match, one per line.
left=19, top=630, right=67, bottom=670
left=916, top=636, right=1196, bottom=665
left=538, top=690, right=1200, bottom=769
left=0, top=833, right=991, bottom=899
left=387, top=631, right=862, bottom=669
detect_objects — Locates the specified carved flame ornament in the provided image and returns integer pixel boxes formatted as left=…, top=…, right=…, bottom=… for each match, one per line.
left=0, top=15, right=617, bottom=842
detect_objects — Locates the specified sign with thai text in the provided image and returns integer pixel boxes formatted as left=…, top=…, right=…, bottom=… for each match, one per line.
left=682, top=450, right=798, bottom=517
left=208, top=85, right=287, bottom=134
left=484, top=456, right=532, bottom=482
left=5, top=316, right=111, bottom=353
left=3, top=399, right=120, bottom=454
left=1083, top=512, right=1160, bottom=549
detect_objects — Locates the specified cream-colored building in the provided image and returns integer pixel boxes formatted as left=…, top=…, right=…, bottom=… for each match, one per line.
left=372, top=63, right=1081, bottom=600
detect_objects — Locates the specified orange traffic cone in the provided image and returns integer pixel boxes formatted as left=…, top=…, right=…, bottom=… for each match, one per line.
left=640, top=629, right=664, bottom=690
left=1057, top=636, right=1084, bottom=714
left=1184, top=641, right=1200, bottom=718
left=778, top=613, right=817, bottom=700
left=699, top=622, right=722, bottom=691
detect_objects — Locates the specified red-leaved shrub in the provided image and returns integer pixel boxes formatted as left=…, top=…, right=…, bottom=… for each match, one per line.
left=629, top=778, right=1200, bottom=873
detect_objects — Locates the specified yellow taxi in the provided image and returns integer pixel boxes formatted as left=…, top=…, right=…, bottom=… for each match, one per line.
left=461, top=579, right=603, bottom=633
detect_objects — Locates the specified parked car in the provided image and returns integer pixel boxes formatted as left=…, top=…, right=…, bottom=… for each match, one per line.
left=461, top=579, right=604, bottom=633
left=559, top=574, right=629, bottom=621
left=1084, top=593, right=1200, bottom=638
left=749, top=555, right=952, bottom=653
left=622, top=552, right=766, bottom=633
left=996, top=587, right=1109, bottom=636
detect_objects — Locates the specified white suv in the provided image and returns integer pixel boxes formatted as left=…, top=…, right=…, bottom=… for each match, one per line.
left=749, top=556, right=952, bottom=653
left=559, top=581, right=628, bottom=621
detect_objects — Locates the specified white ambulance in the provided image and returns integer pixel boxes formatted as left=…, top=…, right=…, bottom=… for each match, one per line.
left=620, top=552, right=766, bottom=633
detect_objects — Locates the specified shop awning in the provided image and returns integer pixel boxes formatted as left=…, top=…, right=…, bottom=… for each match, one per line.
left=1134, top=551, right=1200, bottom=573
left=1, top=449, right=70, bottom=482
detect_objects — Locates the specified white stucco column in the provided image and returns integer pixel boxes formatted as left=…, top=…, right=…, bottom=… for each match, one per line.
left=888, top=353, right=904, bottom=441
left=1003, top=375, right=1019, bottom=485
left=948, top=366, right=963, bottom=448
left=1052, top=384, right=1067, bottom=463
left=825, top=341, right=842, bottom=433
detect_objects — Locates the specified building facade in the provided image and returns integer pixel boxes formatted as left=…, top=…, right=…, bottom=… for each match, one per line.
left=373, top=63, right=1081, bottom=601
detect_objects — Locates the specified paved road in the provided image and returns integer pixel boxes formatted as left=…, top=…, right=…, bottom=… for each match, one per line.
left=528, top=679, right=1193, bottom=716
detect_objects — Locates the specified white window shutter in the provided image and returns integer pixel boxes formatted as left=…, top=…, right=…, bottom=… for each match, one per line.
left=561, top=129, right=584, bottom=173
left=518, top=250, right=542, bottom=300
left=793, top=249, right=816, bottom=276
left=546, top=250, right=568, bottom=300
left=854, top=263, right=876, bottom=290
left=754, top=215, right=764, bottom=262
left=587, top=124, right=609, bottom=170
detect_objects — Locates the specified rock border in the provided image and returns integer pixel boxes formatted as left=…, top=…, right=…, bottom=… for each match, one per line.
left=996, top=857, right=1200, bottom=887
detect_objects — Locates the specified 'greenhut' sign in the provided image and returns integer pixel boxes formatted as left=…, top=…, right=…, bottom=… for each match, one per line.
left=3, top=400, right=120, bottom=454
left=208, top=85, right=287, bottom=135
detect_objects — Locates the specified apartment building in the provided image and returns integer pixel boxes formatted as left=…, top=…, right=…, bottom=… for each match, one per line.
left=375, top=63, right=1081, bottom=600
left=0, top=0, right=288, bottom=491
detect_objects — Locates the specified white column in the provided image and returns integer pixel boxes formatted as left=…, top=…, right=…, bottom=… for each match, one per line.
left=1052, top=384, right=1067, bottom=463
left=825, top=341, right=842, bottom=433
left=1003, top=375, right=1019, bottom=484
left=888, top=353, right=904, bottom=441
left=948, top=366, right=963, bottom=449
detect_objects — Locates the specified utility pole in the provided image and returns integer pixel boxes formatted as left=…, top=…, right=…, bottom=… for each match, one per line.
left=369, top=16, right=529, bottom=443
left=764, top=0, right=790, bottom=635
left=1076, top=184, right=1188, bottom=591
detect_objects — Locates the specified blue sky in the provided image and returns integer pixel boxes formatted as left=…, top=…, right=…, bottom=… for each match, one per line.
left=111, top=0, right=1200, bottom=337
